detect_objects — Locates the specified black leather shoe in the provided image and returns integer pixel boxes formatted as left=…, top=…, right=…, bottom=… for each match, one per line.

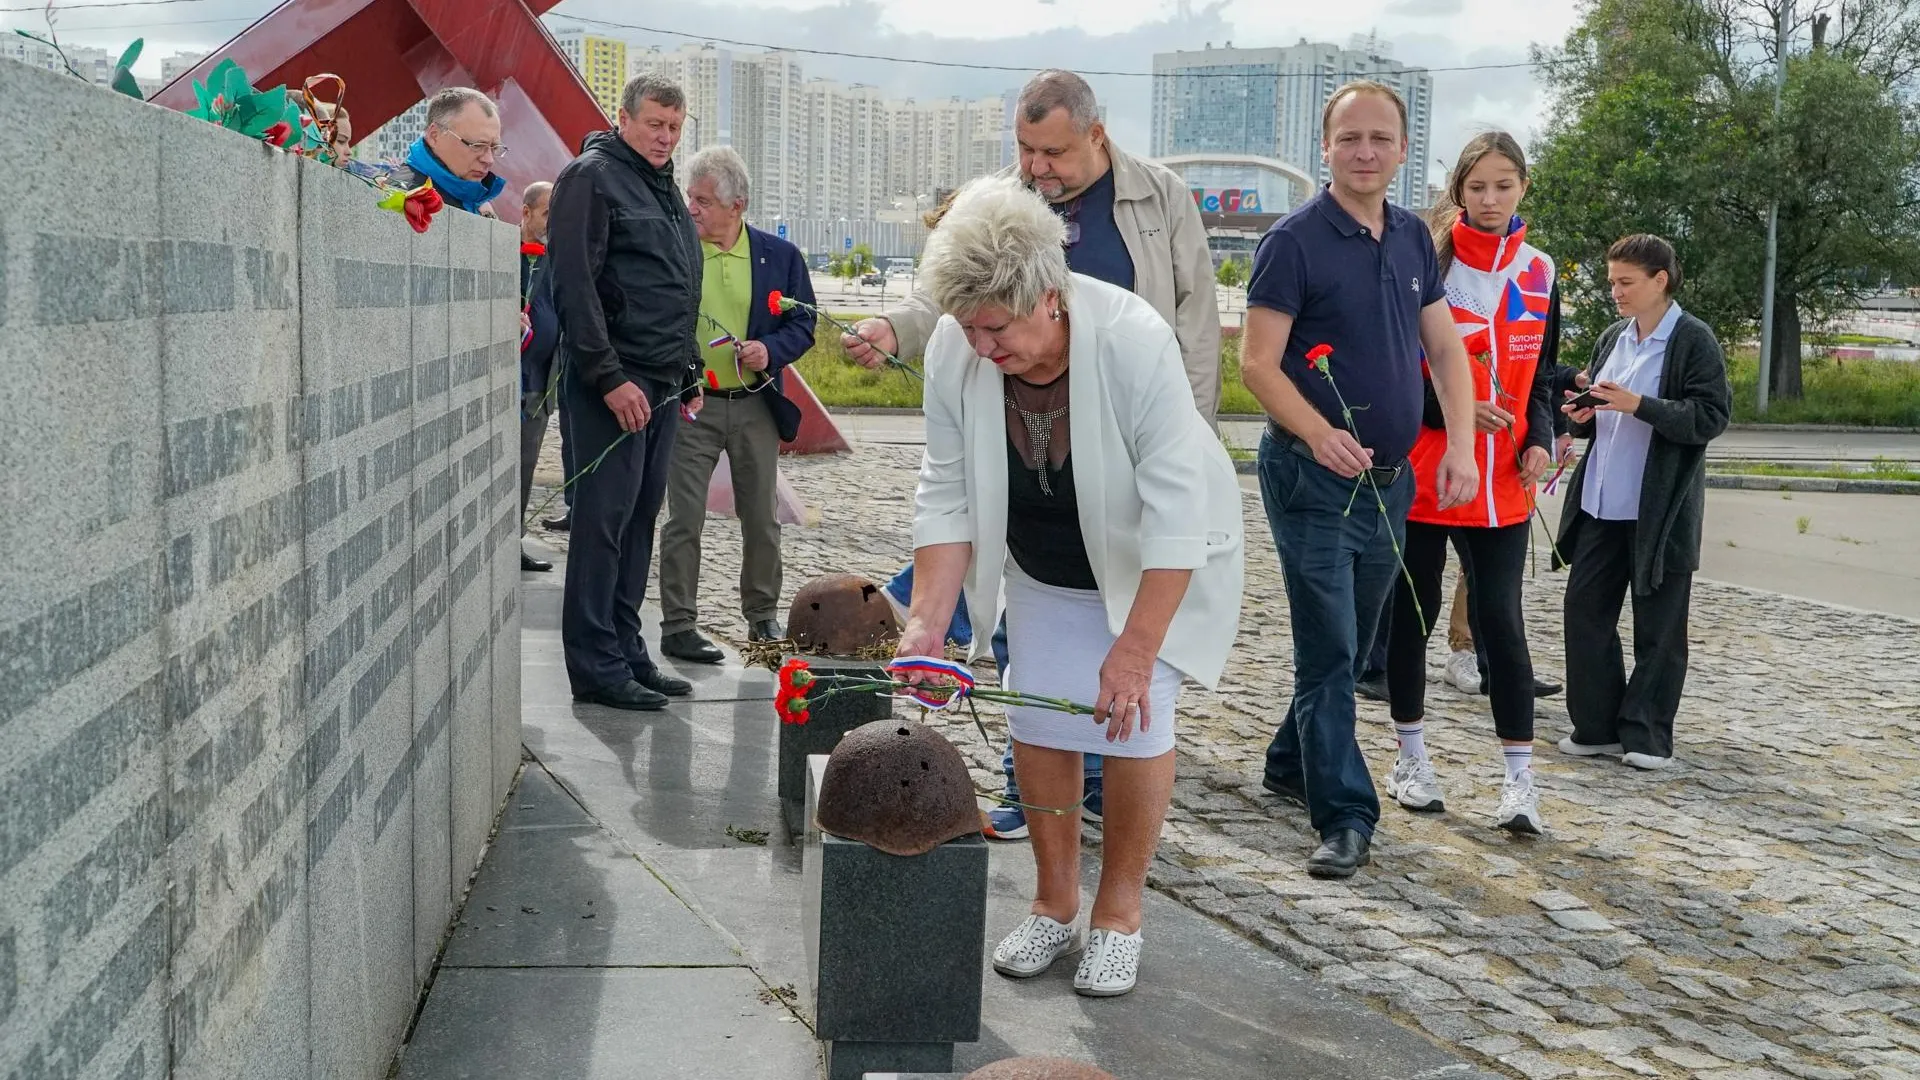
left=1260, top=775, right=1308, bottom=807
left=1533, top=676, right=1563, bottom=698
left=660, top=630, right=724, bottom=665
left=633, top=666, right=692, bottom=697
left=1356, top=674, right=1390, bottom=703
left=542, top=512, right=571, bottom=532
left=747, top=619, right=785, bottom=643
left=573, top=678, right=667, bottom=711
left=1306, top=828, right=1371, bottom=879
left=521, top=551, right=552, bottom=572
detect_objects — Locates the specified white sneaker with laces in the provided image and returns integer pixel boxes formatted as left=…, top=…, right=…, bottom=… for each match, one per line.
left=1557, top=737, right=1624, bottom=758
left=1444, top=650, right=1483, bottom=693
left=1495, top=771, right=1545, bottom=834
left=1073, top=927, right=1142, bottom=997
left=1622, top=752, right=1673, bottom=770
left=992, top=913, right=1082, bottom=978
left=1386, top=756, right=1445, bottom=812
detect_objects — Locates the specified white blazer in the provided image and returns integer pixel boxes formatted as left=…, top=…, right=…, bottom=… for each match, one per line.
left=911, top=275, right=1244, bottom=688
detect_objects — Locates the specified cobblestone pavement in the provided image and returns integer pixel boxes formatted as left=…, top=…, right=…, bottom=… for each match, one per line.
left=527, top=436, right=1920, bottom=1080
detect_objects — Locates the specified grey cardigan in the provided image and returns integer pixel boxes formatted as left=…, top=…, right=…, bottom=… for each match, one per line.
left=1554, top=311, right=1732, bottom=593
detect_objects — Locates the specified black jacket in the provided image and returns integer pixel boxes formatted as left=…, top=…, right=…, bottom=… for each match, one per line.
left=520, top=250, right=561, bottom=413
left=1554, top=311, right=1732, bottom=594
left=548, top=131, right=702, bottom=397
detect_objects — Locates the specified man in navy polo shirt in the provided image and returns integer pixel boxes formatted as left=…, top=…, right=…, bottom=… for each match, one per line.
left=1241, top=81, right=1480, bottom=878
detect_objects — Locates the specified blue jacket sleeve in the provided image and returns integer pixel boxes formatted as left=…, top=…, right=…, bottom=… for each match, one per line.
left=760, top=247, right=818, bottom=375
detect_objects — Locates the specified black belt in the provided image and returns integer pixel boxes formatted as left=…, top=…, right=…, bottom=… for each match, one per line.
left=1268, top=421, right=1406, bottom=486
left=704, top=385, right=765, bottom=400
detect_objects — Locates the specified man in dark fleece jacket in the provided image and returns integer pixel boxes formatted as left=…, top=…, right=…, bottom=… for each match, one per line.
left=549, top=73, right=704, bottom=711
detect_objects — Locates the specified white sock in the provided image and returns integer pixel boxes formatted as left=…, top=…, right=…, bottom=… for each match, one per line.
left=1503, top=744, right=1533, bottom=782
left=1394, top=722, right=1427, bottom=762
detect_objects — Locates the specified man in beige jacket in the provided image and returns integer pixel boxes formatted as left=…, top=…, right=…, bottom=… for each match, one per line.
left=843, top=69, right=1221, bottom=421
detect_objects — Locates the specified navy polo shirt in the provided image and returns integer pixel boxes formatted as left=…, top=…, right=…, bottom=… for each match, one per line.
left=1246, top=186, right=1444, bottom=466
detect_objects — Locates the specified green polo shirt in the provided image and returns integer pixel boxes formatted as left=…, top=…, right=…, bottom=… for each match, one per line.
left=699, top=227, right=754, bottom=390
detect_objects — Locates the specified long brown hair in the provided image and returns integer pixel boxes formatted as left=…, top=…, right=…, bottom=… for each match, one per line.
left=1431, top=131, right=1529, bottom=277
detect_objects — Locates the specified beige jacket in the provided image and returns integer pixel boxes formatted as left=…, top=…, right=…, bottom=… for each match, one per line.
left=883, top=144, right=1222, bottom=420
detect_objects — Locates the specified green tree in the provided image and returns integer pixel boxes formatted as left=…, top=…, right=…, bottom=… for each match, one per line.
left=1527, top=0, right=1920, bottom=401
left=851, top=242, right=876, bottom=279
left=1215, top=256, right=1248, bottom=288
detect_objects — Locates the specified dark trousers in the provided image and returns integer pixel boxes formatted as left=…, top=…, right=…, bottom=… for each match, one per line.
left=519, top=399, right=549, bottom=523
left=1563, top=512, right=1692, bottom=758
left=561, top=372, right=679, bottom=694
left=558, top=399, right=578, bottom=510
left=1388, top=521, right=1535, bottom=742
left=1365, top=533, right=1489, bottom=681
left=1257, top=432, right=1411, bottom=841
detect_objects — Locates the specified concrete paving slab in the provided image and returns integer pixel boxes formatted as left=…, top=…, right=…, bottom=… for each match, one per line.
left=397, top=968, right=818, bottom=1080
left=442, top=824, right=740, bottom=968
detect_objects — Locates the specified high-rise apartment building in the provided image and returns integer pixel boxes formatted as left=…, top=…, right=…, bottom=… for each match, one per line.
left=160, top=50, right=207, bottom=85
left=1151, top=36, right=1434, bottom=208
left=551, top=26, right=628, bottom=118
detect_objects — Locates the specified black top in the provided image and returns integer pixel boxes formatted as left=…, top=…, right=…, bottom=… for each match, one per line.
left=548, top=130, right=703, bottom=397
left=1005, top=437, right=1098, bottom=591
left=1058, top=168, right=1135, bottom=291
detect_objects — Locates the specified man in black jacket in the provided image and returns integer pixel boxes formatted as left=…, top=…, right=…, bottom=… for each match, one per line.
left=548, top=73, right=703, bottom=711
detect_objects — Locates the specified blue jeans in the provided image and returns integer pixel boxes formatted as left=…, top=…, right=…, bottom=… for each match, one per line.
left=885, top=564, right=1101, bottom=797
left=1257, top=431, right=1412, bottom=841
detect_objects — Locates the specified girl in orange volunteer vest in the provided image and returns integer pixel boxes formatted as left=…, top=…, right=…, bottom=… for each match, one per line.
left=1382, top=132, right=1560, bottom=834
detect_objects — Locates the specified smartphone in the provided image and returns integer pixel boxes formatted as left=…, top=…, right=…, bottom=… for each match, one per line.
left=1565, top=387, right=1603, bottom=411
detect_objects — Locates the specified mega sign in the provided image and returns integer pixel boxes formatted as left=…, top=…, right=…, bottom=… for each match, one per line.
left=1191, top=187, right=1263, bottom=214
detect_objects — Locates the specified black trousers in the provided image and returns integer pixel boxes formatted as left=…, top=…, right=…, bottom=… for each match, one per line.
left=1562, top=512, right=1692, bottom=758
left=1388, top=520, right=1535, bottom=742
left=560, top=371, right=679, bottom=694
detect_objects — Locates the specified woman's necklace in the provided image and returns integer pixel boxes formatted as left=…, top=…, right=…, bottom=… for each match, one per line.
left=1005, top=346, right=1070, bottom=496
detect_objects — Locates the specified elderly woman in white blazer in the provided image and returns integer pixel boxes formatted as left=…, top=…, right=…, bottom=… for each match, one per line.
left=899, top=175, right=1243, bottom=998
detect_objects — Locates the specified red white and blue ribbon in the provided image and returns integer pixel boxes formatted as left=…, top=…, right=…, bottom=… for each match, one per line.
left=884, top=655, right=976, bottom=711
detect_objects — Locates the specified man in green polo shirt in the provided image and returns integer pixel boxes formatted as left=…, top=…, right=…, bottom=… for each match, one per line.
left=658, top=146, right=818, bottom=663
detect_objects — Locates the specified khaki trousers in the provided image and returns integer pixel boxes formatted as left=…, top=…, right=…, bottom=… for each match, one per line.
left=658, top=393, right=783, bottom=635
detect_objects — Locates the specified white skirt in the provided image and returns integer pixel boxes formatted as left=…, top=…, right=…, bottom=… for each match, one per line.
left=1001, top=564, right=1182, bottom=758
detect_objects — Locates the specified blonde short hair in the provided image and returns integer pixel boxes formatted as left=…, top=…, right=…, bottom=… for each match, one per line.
left=919, top=175, right=1072, bottom=318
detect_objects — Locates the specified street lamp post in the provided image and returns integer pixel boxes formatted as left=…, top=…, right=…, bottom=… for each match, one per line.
left=1757, top=0, right=1792, bottom=414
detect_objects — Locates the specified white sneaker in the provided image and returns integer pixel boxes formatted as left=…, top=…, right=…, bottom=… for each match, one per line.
left=1444, top=650, right=1484, bottom=693
left=1495, top=771, right=1545, bottom=835
left=1072, top=927, right=1142, bottom=997
left=1386, top=756, right=1446, bottom=812
left=1623, top=752, right=1672, bottom=770
left=1557, top=737, right=1624, bottom=758
left=992, top=913, right=1082, bottom=978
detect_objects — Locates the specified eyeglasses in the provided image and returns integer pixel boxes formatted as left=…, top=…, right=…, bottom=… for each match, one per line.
left=1060, top=198, right=1083, bottom=247
left=438, top=129, right=509, bottom=157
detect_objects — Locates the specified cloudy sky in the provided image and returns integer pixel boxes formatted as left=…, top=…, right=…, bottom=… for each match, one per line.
left=4, top=0, right=1584, bottom=184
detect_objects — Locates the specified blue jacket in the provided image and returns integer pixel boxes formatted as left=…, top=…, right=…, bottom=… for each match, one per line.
left=521, top=250, right=562, bottom=411
left=739, top=224, right=817, bottom=443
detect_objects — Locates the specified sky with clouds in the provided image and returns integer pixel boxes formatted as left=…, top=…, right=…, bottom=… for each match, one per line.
left=4, top=0, right=1585, bottom=184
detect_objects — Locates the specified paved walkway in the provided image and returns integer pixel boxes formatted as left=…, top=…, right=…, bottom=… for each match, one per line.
left=519, top=439, right=1920, bottom=1080
left=396, top=575, right=1491, bottom=1079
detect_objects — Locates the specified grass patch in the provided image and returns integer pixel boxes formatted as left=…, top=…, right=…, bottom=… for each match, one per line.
left=1808, top=332, right=1907, bottom=346
left=1709, top=457, right=1920, bottom=483
left=790, top=321, right=924, bottom=408
left=1729, top=351, right=1920, bottom=427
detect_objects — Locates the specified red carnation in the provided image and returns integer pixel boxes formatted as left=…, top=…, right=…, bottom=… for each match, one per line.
left=777, top=657, right=814, bottom=695
left=262, top=121, right=293, bottom=147
left=767, top=290, right=785, bottom=317
left=1461, top=330, right=1492, bottom=359
left=520, top=241, right=547, bottom=257
left=1305, top=343, right=1333, bottom=371
left=403, top=185, right=445, bottom=234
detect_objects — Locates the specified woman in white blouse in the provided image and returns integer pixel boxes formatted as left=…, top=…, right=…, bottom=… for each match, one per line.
left=898, top=175, right=1243, bottom=998
left=1555, top=234, right=1730, bottom=770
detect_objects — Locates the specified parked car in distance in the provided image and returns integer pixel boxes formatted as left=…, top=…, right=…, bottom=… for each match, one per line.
left=861, top=272, right=884, bottom=286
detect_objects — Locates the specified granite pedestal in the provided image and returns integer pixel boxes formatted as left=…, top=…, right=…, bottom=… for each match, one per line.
left=803, top=755, right=987, bottom=1080
left=778, top=660, right=892, bottom=840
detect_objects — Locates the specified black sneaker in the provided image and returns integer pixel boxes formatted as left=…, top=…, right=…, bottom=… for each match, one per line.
left=542, top=512, right=571, bottom=532
left=1356, top=674, right=1390, bottom=702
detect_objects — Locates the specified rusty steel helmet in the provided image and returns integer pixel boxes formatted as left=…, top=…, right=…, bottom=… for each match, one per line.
left=815, top=719, right=979, bottom=856
left=964, top=1059, right=1118, bottom=1080
left=788, top=573, right=899, bottom=656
